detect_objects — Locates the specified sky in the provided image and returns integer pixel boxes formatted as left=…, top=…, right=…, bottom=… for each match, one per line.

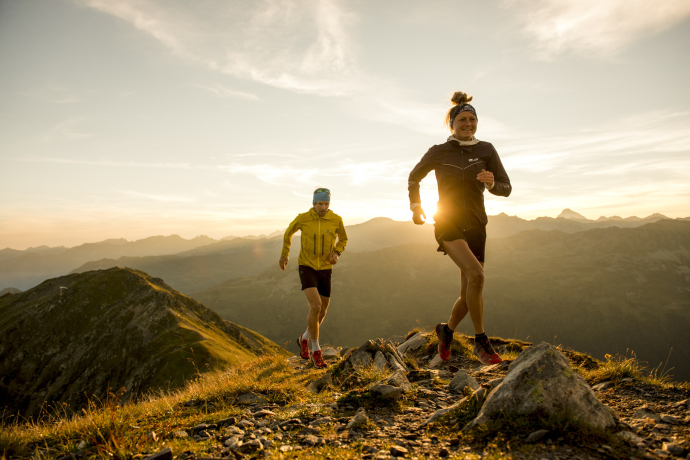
left=1, top=0, right=689, bottom=249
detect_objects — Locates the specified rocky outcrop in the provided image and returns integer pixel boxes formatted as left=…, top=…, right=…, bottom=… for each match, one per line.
left=341, top=339, right=408, bottom=373
left=467, top=342, right=617, bottom=430
left=0, top=267, right=287, bottom=418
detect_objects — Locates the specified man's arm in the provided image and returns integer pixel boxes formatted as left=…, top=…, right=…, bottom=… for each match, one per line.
left=280, top=215, right=301, bottom=265
left=335, top=218, right=348, bottom=254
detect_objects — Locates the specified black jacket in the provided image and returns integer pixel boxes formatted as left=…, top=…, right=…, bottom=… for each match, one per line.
left=408, top=139, right=511, bottom=230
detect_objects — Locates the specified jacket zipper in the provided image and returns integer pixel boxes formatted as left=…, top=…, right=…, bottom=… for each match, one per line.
left=322, top=234, right=324, bottom=257
left=317, top=219, right=321, bottom=270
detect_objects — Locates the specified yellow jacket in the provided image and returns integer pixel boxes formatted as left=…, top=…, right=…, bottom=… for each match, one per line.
left=281, top=208, right=348, bottom=271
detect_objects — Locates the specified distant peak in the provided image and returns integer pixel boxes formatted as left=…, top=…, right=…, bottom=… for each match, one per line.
left=557, top=209, right=589, bottom=221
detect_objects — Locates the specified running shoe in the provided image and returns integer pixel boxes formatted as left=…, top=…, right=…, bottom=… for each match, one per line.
left=296, top=335, right=309, bottom=360
left=474, top=336, right=503, bottom=365
left=435, top=323, right=453, bottom=361
left=311, top=350, right=328, bottom=369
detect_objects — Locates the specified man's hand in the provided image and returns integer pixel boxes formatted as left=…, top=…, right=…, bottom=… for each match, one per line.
left=279, top=256, right=288, bottom=270
left=412, top=207, right=427, bottom=225
left=477, top=169, right=494, bottom=188
left=329, top=252, right=340, bottom=265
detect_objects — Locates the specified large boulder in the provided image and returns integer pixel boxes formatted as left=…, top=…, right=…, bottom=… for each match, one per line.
left=467, top=342, right=616, bottom=430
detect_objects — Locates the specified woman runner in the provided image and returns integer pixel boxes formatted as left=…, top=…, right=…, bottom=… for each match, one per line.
left=407, top=91, right=512, bottom=365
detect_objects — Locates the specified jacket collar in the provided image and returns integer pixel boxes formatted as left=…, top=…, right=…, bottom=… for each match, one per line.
left=447, top=135, right=479, bottom=146
left=309, top=208, right=333, bottom=220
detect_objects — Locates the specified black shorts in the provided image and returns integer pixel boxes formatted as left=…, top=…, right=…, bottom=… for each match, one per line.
left=434, top=220, right=486, bottom=263
left=298, top=265, right=332, bottom=297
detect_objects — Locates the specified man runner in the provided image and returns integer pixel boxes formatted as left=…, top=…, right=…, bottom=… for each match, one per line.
left=279, top=187, right=348, bottom=369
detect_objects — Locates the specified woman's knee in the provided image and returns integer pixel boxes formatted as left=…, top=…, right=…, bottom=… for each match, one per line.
left=467, top=269, right=485, bottom=290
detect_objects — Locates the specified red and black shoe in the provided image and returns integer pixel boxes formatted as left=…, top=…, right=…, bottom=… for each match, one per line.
left=296, top=335, right=309, bottom=360
left=435, top=323, right=453, bottom=361
left=311, top=350, right=328, bottom=369
left=474, top=336, right=503, bottom=365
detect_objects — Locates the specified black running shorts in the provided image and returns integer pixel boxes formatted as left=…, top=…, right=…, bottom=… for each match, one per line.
left=298, top=265, right=332, bottom=297
left=434, top=220, right=487, bottom=263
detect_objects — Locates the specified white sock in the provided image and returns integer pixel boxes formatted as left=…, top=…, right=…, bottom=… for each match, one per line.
left=310, top=339, right=320, bottom=352
left=302, top=328, right=310, bottom=341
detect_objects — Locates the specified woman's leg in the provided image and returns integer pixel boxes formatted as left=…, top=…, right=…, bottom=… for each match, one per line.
left=442, top=239, right=485, bottom=334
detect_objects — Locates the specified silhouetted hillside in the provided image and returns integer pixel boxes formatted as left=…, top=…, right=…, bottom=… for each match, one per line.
left=190, top=220, right=690, bottom=381
left=0, top=267, right=286, bottom=418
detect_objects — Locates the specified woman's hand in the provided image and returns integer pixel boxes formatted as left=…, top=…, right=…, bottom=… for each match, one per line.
left=278, top=256, right=288, bottom=270
left=329, top=252, right=340, bottom=265
left=413, top=207, right=426, bottom=225
left=477, top=169, right=494, bottom=188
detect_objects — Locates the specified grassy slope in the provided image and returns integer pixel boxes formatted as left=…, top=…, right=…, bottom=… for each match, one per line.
left=0, top=268, right=288, bottom=418
left=2, top=331, right=685, bottom=460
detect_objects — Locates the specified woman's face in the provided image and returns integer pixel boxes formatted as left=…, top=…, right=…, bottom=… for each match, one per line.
left=452, top=112, right=478, bottom=141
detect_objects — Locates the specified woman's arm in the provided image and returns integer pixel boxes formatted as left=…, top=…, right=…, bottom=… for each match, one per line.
left=408, top=148, right=436, bottom=209
left=487, top=145, right=511, bottom=197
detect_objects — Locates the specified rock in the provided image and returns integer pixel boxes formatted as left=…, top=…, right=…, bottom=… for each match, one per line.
left=321, top=347, right=339, bottom=358
left=172, top=431, right=188, bottom=438
left=309, top=416, right=333, bottom=426
left=340, top=347, right=352, bottom=357
left=448, top=370, right=480, bottom=392
left=236, top=392, right=269, bottom=404
left=672, top=398, right=689, bottom=408
left=297, top=426, right=320, bottom=436
left=191, top=423, right=216, bottom=434
left=215, top=417, right=236, bottom=427
left=634, top=406, right=661, bottom=422
left=225, top=426, right=245, bottom=436
left=223, top=436, right=242, bottom=449
left=663, top=442, right=685, bottom=456
left=390, top=445, right=409, bottom=457
left=429, top=354, right=444, bottom=368
left=383, top=370, right=412, bottom=392
left=253, top=409, right=276, bottom=418
left=617, top=431, right=643, bottom=445
left=439, top=447, right=449, bottom=457
left=592, top=381, right=613, bottom=391
left=370, top=384, right=403, bottom=400
left=387, top=352, right=407, bottom=372
left=279, top=445, right=293, bottom=452
left=373, top=351, right=389, bottom=371
left=236, top=419, right=255, bottom=429
left=308, top=372, right=333, bottom=393
left=278, top=418, right=303, bottom=429
left=349, top=350, right=374, bottom=368
left=76, top=441, right=87, bottom=449
left=143, top=448, right=173, bottom=460
left=467, top=342, right=616, bottom=430
left=397, top=332, right=427, bottom=356
left=421, top=397, right=468, bottom=426
left=346, top=411, right=369, bottom=430
left=239, top=439, right=263, bottom=453
left=302, top=435, right=319, bottom=446
left=660, top=414, right=679, bottom=424
left=526, top=429, right=549, bottom=442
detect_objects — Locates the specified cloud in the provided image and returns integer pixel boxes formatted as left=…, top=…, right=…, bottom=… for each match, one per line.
left=44, top=118, right=92, bottom=141
left=508, top=0, right=690, bottom=58
left=118, top=190, right=195, bottom=203
left=193, top=83, right=260, bottom=101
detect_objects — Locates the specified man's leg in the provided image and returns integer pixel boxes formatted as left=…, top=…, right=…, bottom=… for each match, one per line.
left=304, top=287, right=323, bottom=340
left=442, top=239, right=485, bottom=334
left=318, top=296, right=330, bottom=325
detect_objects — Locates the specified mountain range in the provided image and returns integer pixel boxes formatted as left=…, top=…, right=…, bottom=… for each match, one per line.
left=189, top=220, right=690, bottom=381
left=0, top=267, right=286, bottom=418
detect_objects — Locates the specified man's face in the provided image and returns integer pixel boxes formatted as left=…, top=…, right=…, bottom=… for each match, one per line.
left=314, top=201, right=330, bottom=217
